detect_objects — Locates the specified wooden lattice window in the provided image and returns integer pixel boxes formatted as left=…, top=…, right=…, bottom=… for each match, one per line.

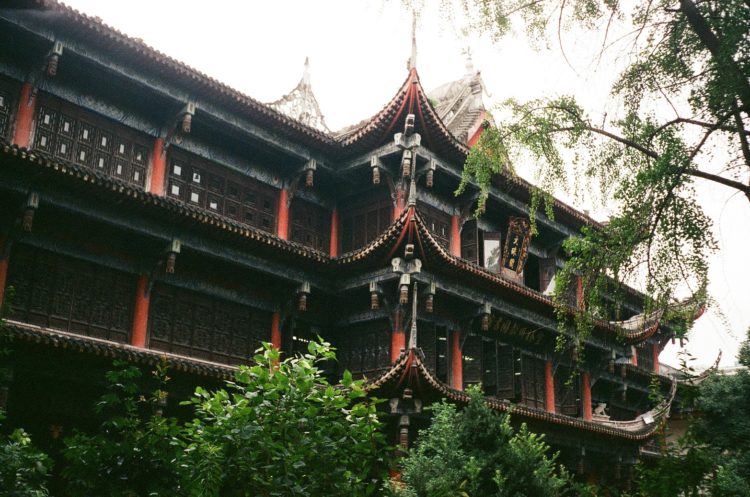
left=290, top=198, right=330, bottom=251
left=0, top=78, right=17, bottom=140
left=5, top=245, right=135, bottom=343
left=417, top=322, right=449, bottom=382
left=334, top=320, right=391, bottom=378
left=521, top=354, right=546, bottom=409
left=32, top=94, right=150, bottom=187
left=636, top=343, right=655, bottom=372
left=460, top=219, right=479, bottom=263
left=462, top=334, right=483, bottom=387
left=148, top=284, right=271, bottom=365
left=481, top=339, right=515, bottom=400
left=339, top=190, right=392, bottom=253
left=417, top=202, right=451, bottom=249
left=166, top=149, right=277, bottom=233
left=554, top=366, right=580, bottom=416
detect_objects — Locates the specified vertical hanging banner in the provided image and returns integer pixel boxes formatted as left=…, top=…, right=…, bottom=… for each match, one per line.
left=501, top=217, right=531, bottom=281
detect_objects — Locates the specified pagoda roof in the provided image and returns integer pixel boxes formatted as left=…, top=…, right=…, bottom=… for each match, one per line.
left=268, top=58, right=330, bottom=133
left=1, top=140, right=702, bottom=347
left=367, top=347, right=676, bottom=441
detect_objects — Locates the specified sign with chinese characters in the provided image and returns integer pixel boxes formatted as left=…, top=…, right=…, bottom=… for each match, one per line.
left=502, top=217, right=531, bottom=274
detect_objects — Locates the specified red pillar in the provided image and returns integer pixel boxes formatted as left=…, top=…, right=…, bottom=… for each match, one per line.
left=13, top=82, right=36, bottom=148
left=576, top=275, right=584, bottom=310
left=277, top=188, right=289, bottom=240
left=631, top=345, right=638, bottom=366
left=329, top=207, right=339, bottom=257
left=449, top=215, right=461, bottom=257
left=130, top=275, right=149, bottom=348
left=652, top=343, right=660, bottom=374
left=149, top=137, right=167, bottom=195
left=582, top=372, right=593, bottom=421
left=0, top=235, right=8, bottom=307
left=545, top=359, right=556, bottom=414
left=451, top=330, right=463, bottom=391
left=270, top=312, right=282, bottom=349
left=391, top=309, right=405, bottom=362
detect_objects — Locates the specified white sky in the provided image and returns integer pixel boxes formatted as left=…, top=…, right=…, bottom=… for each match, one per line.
left=60, top=0, right=748, bottom=369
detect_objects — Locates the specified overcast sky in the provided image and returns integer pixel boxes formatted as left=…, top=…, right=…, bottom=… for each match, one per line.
left=59, top=0, right=748, bottom=369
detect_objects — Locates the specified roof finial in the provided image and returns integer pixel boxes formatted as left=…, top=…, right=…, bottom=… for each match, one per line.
left=462, top=46, right=475, bottom=76
left=302, top=56, right=311, bottom=86
left=411, top=12, right=417, bottom=68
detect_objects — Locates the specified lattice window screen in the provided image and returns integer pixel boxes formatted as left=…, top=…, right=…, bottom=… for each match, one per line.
left=32, top=95, right=149, bottom=187
left=6, top=245, right=135, bottom=343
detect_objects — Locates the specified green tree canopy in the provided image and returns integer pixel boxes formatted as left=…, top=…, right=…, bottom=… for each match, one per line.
left=395, top=388, right=589, bottom=497
left=422, top=0, right=750, bottom=344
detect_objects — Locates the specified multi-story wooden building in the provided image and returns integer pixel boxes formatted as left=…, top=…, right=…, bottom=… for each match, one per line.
left=0, top=1, right=702, bottom=488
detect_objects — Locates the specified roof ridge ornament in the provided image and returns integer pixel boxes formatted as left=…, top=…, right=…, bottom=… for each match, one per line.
left=302, top=56, right=311, bottom=87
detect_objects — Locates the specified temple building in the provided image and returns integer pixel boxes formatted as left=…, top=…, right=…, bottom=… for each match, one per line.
left=0, top=1, right=705, bottom=489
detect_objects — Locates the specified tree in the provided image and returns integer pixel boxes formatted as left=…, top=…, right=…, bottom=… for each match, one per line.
left=394, top=387, right=590, bottom=497
left=432, top=0, right=750, bottom=344
left=61, top=360, right=185, bottom=497
left=632, top=328, right=750, bottom=496
left=181, top=341, right=388, bottom=497
left=0, top=290, right=52, bottom=497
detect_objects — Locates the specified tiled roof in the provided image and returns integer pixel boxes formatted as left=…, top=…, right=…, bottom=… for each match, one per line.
left=368, top=348, right=675, bottom=441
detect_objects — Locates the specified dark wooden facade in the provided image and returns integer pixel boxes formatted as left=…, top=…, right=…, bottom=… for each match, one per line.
left=0, top=1, right=685, bottom=489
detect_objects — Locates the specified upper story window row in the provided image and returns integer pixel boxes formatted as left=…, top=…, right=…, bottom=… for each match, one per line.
left=33, top=95, right=150, bottom=187
left=166, top=150, right=278, bottom=234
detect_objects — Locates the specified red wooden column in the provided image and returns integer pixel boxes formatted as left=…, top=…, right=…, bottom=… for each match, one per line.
left=544, top=359, right=556, bottom=414
left=130, top=275, right=149, bottom=348
left=631, top=345, right=638, bottom=366
left=449, top=215, right=461, bottom=257
left=0, top=235, right=9, bottom=307
left=581, top=371, right=593, bottom=421
left=148, top=137, right=167, bottom=195
left=576, top=275, right=584, bottom=310
left=270, top=312, right=282, bottom=349
left=451, top=330, right=463, bottom=391
left=652, top=343, right=660, bottom=374
left=277, top=188, right=290, bottom=240
left=391, top=309, right=405, bottom=363
left=13, top=82, right=36, bottom=148
left=329, top=207, right=339, bottom=257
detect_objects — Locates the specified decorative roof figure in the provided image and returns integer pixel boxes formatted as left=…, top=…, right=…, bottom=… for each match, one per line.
left=427, top=47, right=491, bottom=145
left=407, top=11, right=417, bottom=71
left=268, top=57, right=330, bottom=133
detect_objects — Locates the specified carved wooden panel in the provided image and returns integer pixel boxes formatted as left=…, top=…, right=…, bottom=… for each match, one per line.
left=521, top=354, right=546, bottom=409
left=417, top=202, right=451, bottom=249
left=554, top=366, right=580, bottom=416
left=166, top=149, right=278, bottom=233
left=6, top=245, right=134, bottom=343
left=148, top=284, right=270, bottom=365
left=32, top=94, right=150, bottom=187
left=339, top=190, right=392, bottom=253
left=0, top=78, right=16, bottom=140
left=290, top=198, right=330, bottom=251
left=334, top=320, right=391, bottom=378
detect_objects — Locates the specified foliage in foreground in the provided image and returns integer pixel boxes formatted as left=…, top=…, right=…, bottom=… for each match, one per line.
left=394, top=387, right=592, bottom=497
left=632, top=329, right=750, bottom=497
left=181, top=341, right=387, bottom=497
left=441, top=0, right=750, bottom=352
left=0, top=413, right=52, bottom=497
left=60, top=340, right=388, bottom=497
